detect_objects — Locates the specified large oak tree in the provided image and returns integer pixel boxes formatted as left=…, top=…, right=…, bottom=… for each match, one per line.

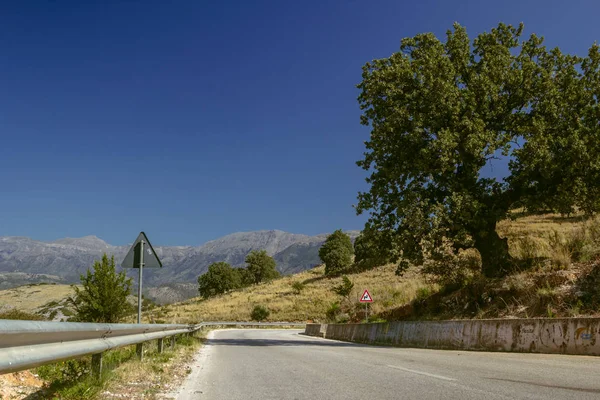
left=356, top=23, right=600, bottom=277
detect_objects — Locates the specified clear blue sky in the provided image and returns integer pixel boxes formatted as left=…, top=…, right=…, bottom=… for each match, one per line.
left=1, top=0, right=599, bottom=246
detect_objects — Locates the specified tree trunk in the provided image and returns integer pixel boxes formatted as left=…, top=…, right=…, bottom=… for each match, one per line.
left=474, top=227, right=512, bottom=278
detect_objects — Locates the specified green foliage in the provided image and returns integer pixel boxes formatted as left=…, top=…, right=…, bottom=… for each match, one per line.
left=319, top=230, right=354, bottom=275
left=291, top=281, right=305, bottom=294
left=332, top=276, right=354, bottom=298
left=37, top=358, right=91, bottom=384
left=0, top=309, right=45, bottom=321
left=198, top=262, right=242, bottom=299
left=325, top=301, right=341, bottom=321
left=415, top=287, right=432, bottom=302
left=236, top=267, right=255, bottom=287
left=245, top=250, right=280, bottom=284
left=353, top=229, right=398, bottom=270
left=69, top=254, right=133, bottom=323
left=250, top=305, right=270, bottom=321
left=356, top=22, right=600, bottom=278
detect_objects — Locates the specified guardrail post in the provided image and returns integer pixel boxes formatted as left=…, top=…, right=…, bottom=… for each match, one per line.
left=157, top=338, right=164, bottom=353
left=91, top=353, right=103, bottom=377
left=136, top=343, right=144, bottom=361
left=170, top=336, right=176, bottom=350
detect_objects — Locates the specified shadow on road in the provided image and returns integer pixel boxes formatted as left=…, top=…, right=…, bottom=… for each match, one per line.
left=207, top=336, right=372, bottom=348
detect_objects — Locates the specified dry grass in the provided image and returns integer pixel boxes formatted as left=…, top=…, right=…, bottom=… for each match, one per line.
left=154, top=264, right=433, bottom=324
left=498, top=212, right=600, bottom=269
left=30, top=331, right=206, bottom=399
left=98, top=333, right=204, bottom=400
left=0, top=284, right=74, bottom=313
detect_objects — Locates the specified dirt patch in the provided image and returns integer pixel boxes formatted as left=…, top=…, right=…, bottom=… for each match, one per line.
left=0, top=371, right=46, bottom=399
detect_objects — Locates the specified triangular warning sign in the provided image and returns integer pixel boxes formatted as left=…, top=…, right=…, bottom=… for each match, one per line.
left=121, top=232, right=162, bottom=268
left=359, top=289, right=373, bottom=303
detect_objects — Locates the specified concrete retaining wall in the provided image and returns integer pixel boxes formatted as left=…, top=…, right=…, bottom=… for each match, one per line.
left=304, top=323, right=328, bottom=337
left=305, top=318, right=600, bottom=356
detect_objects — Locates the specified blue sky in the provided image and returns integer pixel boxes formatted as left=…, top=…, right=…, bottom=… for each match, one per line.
left=1, top=0, right=599, bottom=246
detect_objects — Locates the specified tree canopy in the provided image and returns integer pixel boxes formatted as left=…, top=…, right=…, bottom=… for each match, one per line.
left=245, top=250, right=280, bottom=284
left=198, top=262, right=242, bottom=298
left=356, top=22, right=600, bottom=277
left=69, top=254, right=133, bottom=323
left=319, top=230, right=354, bottom=275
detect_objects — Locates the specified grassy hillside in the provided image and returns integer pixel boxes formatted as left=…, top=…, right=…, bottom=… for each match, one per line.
left=154, top=212, right=600, bottom=324
left=150, top=264, right=432, bottom=323
left=0, top=283, right=75, bottom=320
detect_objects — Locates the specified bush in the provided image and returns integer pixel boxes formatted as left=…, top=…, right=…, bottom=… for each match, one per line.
left=291, top=281, right=305, bottom=294
left=421, top=236, right=481, bottom=287
left=325, top=302, right=341, bottom=321
left=319, top=230, right=354, bottom=276
left=251, top=305, right=270, bottom=321
left=332, top=276, right=354, bottom=298
left=69, top=254, right=133, bottom=323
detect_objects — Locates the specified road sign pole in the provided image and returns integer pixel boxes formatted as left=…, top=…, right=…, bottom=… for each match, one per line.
left=137, top=240, right=144, bottom=324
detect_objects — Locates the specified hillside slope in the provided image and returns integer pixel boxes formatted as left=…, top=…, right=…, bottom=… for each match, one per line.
left=153, top=213, right=600, bottom=324
left=151, top=264, right=431, bottom=323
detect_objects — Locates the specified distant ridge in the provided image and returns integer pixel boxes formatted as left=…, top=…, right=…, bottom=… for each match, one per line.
left=0, top=230, right=360, bottom=286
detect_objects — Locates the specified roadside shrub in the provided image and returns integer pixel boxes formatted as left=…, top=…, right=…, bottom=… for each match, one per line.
left=335, top=313, right=350, bottom=323
left=36, top=358, right=90, bottom=383
left=291, top=281, right=305, bottom=294
left=325, top=302, right=341, bottom=321
left=421, top=236, right=481, bottom=287
left=414, top=287, right=431, bottom=302
left=250, top=305, right=270, bottom=321
left=69, top=254, right=133, bottom=323
left=332, top=276, right=354, bottom=298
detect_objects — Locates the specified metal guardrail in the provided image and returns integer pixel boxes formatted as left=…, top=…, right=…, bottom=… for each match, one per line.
left=0, top=320, right=194, bottom=374
left=0, top=319, right=306, bottom=375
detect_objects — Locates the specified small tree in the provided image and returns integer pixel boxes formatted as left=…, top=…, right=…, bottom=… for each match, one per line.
left=246, top=250, right=280, bottom=284
left=69, top=254, right=133, bottom=323
left=332, top=276, right=354, bottom=299
left=319, top=230, right=354, bottom=275
left=251, top=305, right=270, bottom=321
left=198, top=262, right=242, bottom=299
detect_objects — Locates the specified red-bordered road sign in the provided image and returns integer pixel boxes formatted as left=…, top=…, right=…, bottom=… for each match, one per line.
left=359, top=289, right=373, bottom=303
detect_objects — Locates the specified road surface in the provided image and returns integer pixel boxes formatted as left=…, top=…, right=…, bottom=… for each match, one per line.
left=176, top=329, right=600, bottom=400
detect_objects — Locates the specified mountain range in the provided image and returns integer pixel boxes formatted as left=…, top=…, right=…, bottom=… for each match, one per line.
left=0, top=230, right=360, bottom=291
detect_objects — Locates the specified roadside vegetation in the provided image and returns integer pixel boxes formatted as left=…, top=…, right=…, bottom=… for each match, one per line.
left=0, top=254, right=204, bottom=400
left=24, top=331, right=204, bottom=400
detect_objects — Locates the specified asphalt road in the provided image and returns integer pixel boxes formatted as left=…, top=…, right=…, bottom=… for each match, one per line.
left=176, top=329, right=600, bottom=400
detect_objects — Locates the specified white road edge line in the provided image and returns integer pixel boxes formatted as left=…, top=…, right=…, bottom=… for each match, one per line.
left=386, top=365, right=456, bottom=381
